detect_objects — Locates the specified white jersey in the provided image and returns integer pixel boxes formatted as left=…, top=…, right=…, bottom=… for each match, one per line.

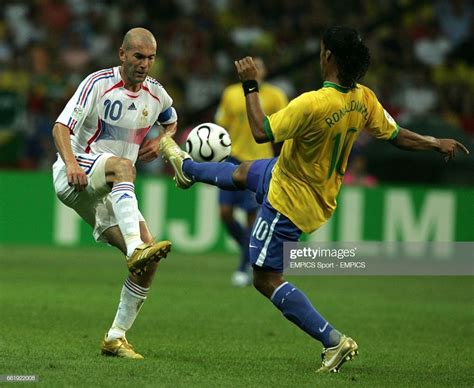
left=56, top=66, right=177, bottom=163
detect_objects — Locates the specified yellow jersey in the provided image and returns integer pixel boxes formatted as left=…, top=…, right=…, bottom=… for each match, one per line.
left=264, top=81, right=399, bottom=233
left=216, top=82, right=288, bottom=161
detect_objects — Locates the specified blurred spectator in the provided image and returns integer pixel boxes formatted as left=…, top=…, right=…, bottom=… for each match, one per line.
left=435, top=0, right=473, bottom=48
left=184, top=56, right=224, bottom=111
left=413, top=20, right=452, bottom=67
left=60, top=31, right=92, bottom=72
left=38, top=0, right=72, bottom=35
left=0, top=0, right=471, bottom=184
left=396, top=69, right=438, bottom=120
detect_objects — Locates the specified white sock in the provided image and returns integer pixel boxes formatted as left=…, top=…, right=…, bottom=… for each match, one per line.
left=110, top=182, right=143, bottom=257
left=107, top=277, right=150, bottom=341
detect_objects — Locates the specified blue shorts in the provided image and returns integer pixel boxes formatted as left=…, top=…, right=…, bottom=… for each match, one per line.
left=247, top=158, right=302, bottom=272
left=218, top=156, right=259, bottom=211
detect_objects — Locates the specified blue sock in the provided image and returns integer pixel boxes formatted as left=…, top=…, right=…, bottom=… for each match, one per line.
left=271, top=282, right=339, bottom=348
left=183, top=160, right=238, bottom=190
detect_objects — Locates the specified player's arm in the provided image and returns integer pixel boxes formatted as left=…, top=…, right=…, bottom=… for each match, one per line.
left=390, top=127, right=469, bottom=161
left=52, top=122, right=88, bottom=191
left=235, top=57, right=270, bottom=143
left=366, top=90, right=469, bottom=162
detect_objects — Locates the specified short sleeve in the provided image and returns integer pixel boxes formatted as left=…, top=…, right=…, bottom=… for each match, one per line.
left=56, top=72, right=105, bottom=133
left=159, top=86, right=173, bottom=112
left=365, top=91, right=399, bottom=140
left=158, top=107, right=177, bottom=125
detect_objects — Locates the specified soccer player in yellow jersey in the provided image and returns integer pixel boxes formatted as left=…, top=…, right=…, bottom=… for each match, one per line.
left=215, top=58, right=288, bottom=287
left=160, top=26, right=469, bottom=373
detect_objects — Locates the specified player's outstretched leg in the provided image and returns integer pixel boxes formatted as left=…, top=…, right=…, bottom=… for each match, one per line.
left=160, top=135, right=250, bottom=191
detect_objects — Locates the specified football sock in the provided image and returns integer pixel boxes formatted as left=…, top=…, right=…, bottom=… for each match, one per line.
left=110, top=182, right=143, bottom=257
left=182, top=159, right=238, bottom=190
left=246, top=164, right=260, bottom=192
left=271, top=282, right=340, bottom=348
left=107, top=277, right=149, bottom=341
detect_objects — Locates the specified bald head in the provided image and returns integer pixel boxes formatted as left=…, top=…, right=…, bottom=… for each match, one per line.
left=122, top=28, right=156, bottom=52
left=119, top=28, right=157, bottom=90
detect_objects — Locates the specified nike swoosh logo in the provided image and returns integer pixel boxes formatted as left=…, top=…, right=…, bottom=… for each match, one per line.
left=319, top=322, right=328, bottom=333
left=248, top=87, right=257, bottom=92
left=249, top=244, right=258, bottom=249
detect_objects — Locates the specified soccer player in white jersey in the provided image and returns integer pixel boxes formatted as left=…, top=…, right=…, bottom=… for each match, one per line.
left=52, top=28, right=176, bottom=359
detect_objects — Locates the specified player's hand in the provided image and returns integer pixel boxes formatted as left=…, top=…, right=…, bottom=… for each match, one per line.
left=235, top=56, right=258, bottom=81
left=66, top=163, right=88, bottom=192
left=437, top=139, right=469, bottom=162
left=138, top=137, right=160, bottom=162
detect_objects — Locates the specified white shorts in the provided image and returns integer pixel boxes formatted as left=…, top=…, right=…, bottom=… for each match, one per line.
left=52, top=152, right=145, bottom=242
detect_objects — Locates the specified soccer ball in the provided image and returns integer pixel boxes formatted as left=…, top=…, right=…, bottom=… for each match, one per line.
left=186, top=123, right=231, bottom=162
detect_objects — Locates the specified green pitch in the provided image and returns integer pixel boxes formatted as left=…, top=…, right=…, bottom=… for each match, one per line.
left=0, top=246, right=472, bottom=387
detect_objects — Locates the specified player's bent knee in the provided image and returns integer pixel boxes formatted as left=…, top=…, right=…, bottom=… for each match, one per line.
left=253, top=269, right=284, bottom=298
left=252, top=272, right=272, bottom=297
left=106, top=157, right=136, bottom=182
left=232, top=162, right=252, bottom=189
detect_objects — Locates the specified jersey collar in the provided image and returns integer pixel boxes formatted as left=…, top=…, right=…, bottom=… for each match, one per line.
left=323, top=81, right=351, bottom=93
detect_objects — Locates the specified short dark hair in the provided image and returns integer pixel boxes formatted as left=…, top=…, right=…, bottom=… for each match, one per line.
left=322, top=26, right=370, bottom=88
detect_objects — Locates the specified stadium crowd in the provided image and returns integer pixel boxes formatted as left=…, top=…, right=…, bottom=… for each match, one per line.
left=0, top=0, right=472, bottom=176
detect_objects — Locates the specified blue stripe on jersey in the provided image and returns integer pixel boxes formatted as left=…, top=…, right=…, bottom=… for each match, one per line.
left=67, top=116, right=74, bottom=129
left=81, top=75, right=114, bottom=107
left=158, top=107, right=173, bottom=123
left=75, top=69, right=114, bottom=107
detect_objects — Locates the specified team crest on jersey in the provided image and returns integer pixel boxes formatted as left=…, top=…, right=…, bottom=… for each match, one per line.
left=72, top=105, right=84, bottom=120
left=139, top=106, right=149, bottom=127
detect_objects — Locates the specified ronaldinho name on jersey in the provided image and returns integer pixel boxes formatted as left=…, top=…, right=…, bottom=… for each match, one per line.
left=325, top=100, right=368, bottom=128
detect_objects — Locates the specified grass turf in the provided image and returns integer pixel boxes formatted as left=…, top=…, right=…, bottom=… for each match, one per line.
left=0, top=245, right=472, bottom=387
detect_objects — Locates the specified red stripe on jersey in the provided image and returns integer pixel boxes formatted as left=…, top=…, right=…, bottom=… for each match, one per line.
left=79, top=70, right=114, bottom=106
left=133, top=126, right=152, bottom=145
left=101, top=80, right=124, bottom=97
left=142, top=85, right=161, bottom=102
left=85, top=118, right=103, bottom=153
left=66, top=117, right=76, bottom=133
